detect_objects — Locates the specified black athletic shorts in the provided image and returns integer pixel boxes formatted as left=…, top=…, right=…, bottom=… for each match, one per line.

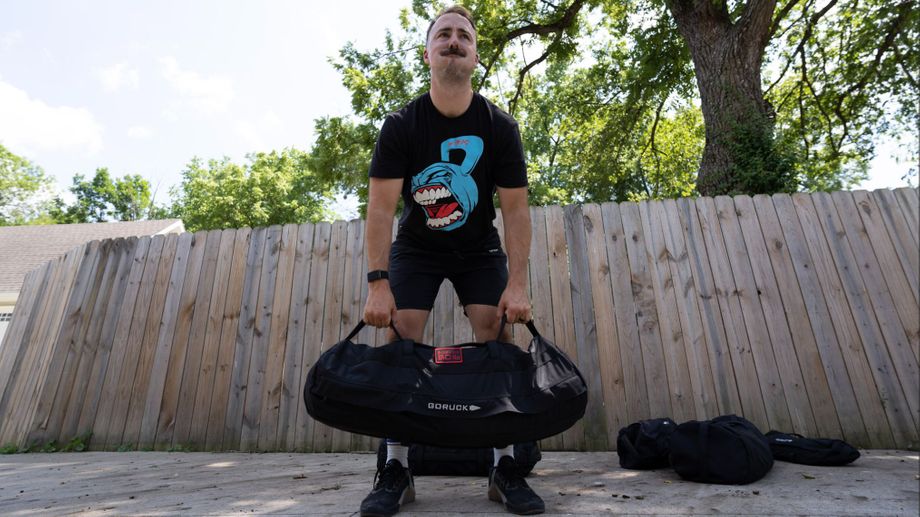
left=388, top=239, right=509, bottom=311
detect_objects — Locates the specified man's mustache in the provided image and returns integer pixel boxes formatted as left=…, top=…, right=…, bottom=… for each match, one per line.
left=441, top=47, right=466, bottom=57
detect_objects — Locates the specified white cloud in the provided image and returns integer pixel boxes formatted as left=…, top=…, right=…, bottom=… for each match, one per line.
left=127, top=125, right=154, bottom=139
left=97, top=63, right=140, bottom=92
left=158, top=56, right=234, bottom=113
left=1, top=30, right=23, bottom=53
left=0, top=79, right=103, bottom=155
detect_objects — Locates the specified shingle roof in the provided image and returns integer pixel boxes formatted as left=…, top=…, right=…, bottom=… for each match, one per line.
left=0, top=219, right=184, bottom=293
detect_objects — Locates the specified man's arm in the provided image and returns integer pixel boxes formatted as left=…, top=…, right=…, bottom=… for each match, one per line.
left=363, top=177, right=403, bottom=328
left=496, top=186, right=532, bottom=323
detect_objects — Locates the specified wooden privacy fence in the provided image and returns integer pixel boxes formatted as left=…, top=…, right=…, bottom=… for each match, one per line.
left=0, top=189, right=917, bottom=452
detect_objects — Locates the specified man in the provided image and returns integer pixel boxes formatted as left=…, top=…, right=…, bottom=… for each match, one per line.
left=359, top=5, right=543, bottom=516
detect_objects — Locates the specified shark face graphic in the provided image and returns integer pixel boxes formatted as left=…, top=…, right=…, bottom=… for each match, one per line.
left=411, top=136, right=483, bottom=232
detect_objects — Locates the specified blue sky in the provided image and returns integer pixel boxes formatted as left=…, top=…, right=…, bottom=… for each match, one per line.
left=0, top=1, right=913, bottom=220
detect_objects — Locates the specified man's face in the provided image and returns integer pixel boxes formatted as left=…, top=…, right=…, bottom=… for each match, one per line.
left=424, top=13, right=478, bottom=82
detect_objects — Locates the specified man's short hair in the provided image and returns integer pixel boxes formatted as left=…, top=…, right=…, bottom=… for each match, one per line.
left=426, top=5, right=476, bottom=42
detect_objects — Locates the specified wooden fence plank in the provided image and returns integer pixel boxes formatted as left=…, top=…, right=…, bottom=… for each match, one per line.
left=660, top=199, right=720, bottom=419
left=0, top=258, right=65, bottom=443
left=137, top=232, right=193, bottom=449
left=565, top=204, right=609, bottom=450
left=619, top=202, right=672, bottom=421
left=694, top=198, right=769, bottom=431
left=258, top=224, right=298, bottom=451
left=314, top=220, right=348, bottom=452
left=752, top=195, right=841, bottom=439
left=189, top=229, right=237, bottom=448
left=240, top=226, right=283, bottom=451
left=94, top=236, right=154, bottom=449
left=714, top=196, right=794, bottom=432
left=75, top=238, right=138, bottom=438
left=26, top=242, right=101, bottom=445
left=23, top=242, right=98, bottom=444
left=58, top=239, right=124, bottom=442
left=581, top=203, right=626, bottom=445
left=600, top=202, right=651, bottom=425
left=854, top=191, right=920, bottom=364
left=790, top=193, right=893, bottom=447
left=205, top=228, right=251, bottom=450
left=50, top=241, right=113, bottom=442
left=0, top=262, right=49, bottom=425
left=545, top=205, right=584, bottom=450
left=172, top=230, right=224, bottom=448
left=735, top=195, right=817, bottom=436
left=222, top=227, right=268, bottom=450
left=676, top=198, right=742, bottom=417
left=770, top=194, right=867, bottom=444
left=893, top=188, right=918, bottom=244
left=871, top=190, right=919, bottom=308
left=279, top=224, right=315, bottom=451
left=830, top=191, right=919, bottom=436
left=149, top=231, right=206, bottom=450
left=2, top=254, right=69, bottom=444
left=121, top=234, right=179, bottom=448
left=640, top=201, right=696, bottom=422
left=5, top=254, right=75, bottom=444
left=296, top=222, right=331, bottom=451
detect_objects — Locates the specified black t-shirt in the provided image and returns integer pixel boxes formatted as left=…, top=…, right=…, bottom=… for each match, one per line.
left=368, top=92, right=527, bottom=251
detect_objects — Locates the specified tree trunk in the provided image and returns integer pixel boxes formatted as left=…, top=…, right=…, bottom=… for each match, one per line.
left=666, top=0, right=783, bottom=196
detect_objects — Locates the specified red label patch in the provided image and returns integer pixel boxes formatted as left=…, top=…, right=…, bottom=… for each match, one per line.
left=434, top=347, right=463, bottom=364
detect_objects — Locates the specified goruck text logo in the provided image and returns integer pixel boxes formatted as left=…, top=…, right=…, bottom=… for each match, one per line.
left=428, top=402, right=482, bottom=412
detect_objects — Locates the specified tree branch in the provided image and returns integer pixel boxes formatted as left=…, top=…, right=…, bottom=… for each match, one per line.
left=764, top=0, right=838, bottom=96
left=509, top=38, right=559, bottom=116
left=768, top=0, right=804, bottom=39
left=839, top=1, right=911, bottom=103
left=477, top=0, right=586, bottom=93
left=505, top=0, right=586, bottom=40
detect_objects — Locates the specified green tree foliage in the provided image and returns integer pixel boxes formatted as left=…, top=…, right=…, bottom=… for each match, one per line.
left=169, top=148, right=331, bottom=232
left=50, top=168, right=153, bottom=223
left=314, top=0, right=915, bottom=203
left=0, top=144, right=55, bottom=226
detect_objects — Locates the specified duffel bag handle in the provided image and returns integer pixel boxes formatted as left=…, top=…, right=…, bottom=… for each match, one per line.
left=494, top=315, right=543, bottom=342
left=345, top=320, right=404, bottom=342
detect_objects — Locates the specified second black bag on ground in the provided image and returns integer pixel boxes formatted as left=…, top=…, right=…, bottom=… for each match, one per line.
left=669, top=414, right=773, bottom=485
left=304, top=320, right=587, bottom=448
left=375, top=441, right=541, bottom=476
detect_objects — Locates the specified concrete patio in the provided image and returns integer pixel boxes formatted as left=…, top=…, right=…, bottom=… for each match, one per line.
left=1, top=450, right=917, bottom=516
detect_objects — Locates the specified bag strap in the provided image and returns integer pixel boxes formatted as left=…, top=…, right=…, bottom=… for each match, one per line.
left=348, top=320, right=404, bottom=342
left=494, top=315, right=542, bottom=342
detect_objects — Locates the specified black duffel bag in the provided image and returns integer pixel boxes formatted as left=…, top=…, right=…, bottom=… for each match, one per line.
left=303, top=319, right=587, bottom=448
left=375, top=440, right=541, bottom=477
left=765, top=431, right=860, bottom=466
left=616, top=417, right=677, bottom=470
left=669, top=414, right=773, bottom=485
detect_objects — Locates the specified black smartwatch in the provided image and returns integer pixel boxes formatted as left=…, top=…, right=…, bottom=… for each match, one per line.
left=367, top=270, right=389, bottom=282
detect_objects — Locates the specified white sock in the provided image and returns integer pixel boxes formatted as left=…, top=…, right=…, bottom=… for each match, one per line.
left=386, top=440, right=409, bottom=466
left=493, top=445, right=514, bottom=466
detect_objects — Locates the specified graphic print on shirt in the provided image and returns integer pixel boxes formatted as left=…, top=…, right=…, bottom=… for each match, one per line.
left=411, top=135, right=483, bottom=231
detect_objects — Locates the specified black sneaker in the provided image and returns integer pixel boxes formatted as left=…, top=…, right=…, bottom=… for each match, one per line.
left=488, top=456, right=545, bottom=515
left=360, top=459, right=415, bottom=517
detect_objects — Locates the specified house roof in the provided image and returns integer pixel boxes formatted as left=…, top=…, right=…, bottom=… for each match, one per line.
left=0, top=219, right=184, bottom=294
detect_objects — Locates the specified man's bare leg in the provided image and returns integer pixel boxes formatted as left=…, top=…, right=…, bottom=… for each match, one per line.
left=389, top=309, right=430, bottom=342
left=465, top=304, right=511, bottom=343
